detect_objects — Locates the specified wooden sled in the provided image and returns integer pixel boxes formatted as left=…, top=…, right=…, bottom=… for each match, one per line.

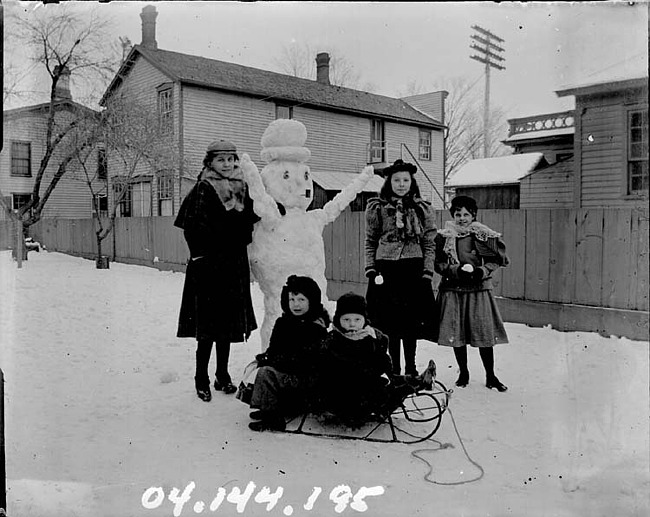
left=282, top=380, right=451, bottom=444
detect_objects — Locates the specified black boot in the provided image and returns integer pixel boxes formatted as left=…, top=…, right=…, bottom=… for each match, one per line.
left=418, top=359, right=437, bottom=390
left=195, top=377, right=212, bottom=402
left=454, top=346, right=469, bottom=387
left=486, top=376, right=508, bottom=392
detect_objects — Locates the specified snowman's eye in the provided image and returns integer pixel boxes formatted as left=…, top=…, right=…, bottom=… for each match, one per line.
left=283, top=171, right=290, bottom=180
left=304, top=171, right=309, bottom=180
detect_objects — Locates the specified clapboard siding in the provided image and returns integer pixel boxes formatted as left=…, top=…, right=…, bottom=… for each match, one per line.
left=181, top=85, right=445, bottom=205
left=577, top=92, right=642, bottom=208
left=520, top=170, right=573, bottom=208
left=1, top=107, right=102, bottom=220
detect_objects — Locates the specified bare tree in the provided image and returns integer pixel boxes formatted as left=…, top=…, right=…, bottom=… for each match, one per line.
left=401, top=76, right=511, bottom=181
left=70, top=92, right=181, bottom=267
left=1, top=5, right=120, bottom=231
left=274, top=43, right=376, bottom=91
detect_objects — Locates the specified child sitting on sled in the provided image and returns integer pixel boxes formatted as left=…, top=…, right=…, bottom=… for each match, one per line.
left=247, top=275, right=330, bottom=432
left=316, top=292, right=436, bottom=427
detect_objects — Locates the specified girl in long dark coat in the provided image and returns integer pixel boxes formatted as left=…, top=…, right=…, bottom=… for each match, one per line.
left=175, top=140, right=259, bottom=402
left=248, top=275, right=330, bottom=432
left=434, top=195, right=509, bottom=392
left=364, top=159, right=437, bottom=377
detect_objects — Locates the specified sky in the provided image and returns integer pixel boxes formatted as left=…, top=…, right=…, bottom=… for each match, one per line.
left=4, top=1, right=649, bottom=118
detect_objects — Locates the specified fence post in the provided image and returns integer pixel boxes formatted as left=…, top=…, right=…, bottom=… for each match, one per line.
left=1, top=368, right=6, bottom=516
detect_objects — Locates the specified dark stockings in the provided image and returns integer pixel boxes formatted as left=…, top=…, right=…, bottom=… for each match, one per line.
left=388, top=336, right=418, bottom=376
left=195, top=339, right=232, bottom=388
left=453, top=346, right=469, bottom=387
left=454, top=345, right=506, bottom=390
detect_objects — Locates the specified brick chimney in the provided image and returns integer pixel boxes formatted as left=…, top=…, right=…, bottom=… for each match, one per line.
left=315, top=52, right=330, bottom=85
left=53, top=65, right=72, bottom=101
left=140, top=5, right=158, bottom=49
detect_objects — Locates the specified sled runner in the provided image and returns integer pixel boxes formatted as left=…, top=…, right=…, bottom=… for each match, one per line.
left=282, top=380, right=451, bottom=444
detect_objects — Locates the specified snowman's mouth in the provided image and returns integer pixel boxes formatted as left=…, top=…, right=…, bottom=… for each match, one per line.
left=305, top=189, right=311, bottom=198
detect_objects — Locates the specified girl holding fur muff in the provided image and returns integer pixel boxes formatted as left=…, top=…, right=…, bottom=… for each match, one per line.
left=364, top=159, right=437, bottom=377
left=433, top=195, right=509, bottom=392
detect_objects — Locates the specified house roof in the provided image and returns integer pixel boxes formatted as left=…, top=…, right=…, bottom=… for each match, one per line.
left=520, top=155, right=574, bottom=181
left=311, top=170, right=384, bottom=193
left=556, top=53, right=648, bottom=97
left=3, top=100, right=98, bottom=120
left=102, top=45, right=444, bottom=129
left=446, top=153, right=546, bottom=187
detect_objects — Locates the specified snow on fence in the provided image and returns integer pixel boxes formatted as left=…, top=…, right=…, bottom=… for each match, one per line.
left=28, top=208, right=649, bottom=314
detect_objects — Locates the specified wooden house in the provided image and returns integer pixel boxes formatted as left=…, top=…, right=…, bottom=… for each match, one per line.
left=1, top=69, right=105, bottom=221
left=503, top=55, right=648, bottom=208
left=99, top=5, right=446, bottom=217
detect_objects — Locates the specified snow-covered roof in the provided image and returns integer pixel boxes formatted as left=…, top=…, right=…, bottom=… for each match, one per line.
left=446, top=153, right=545, bottom=187
left=311, top=170, right=384, bottom=193
left=504, top=126, right=574, bottom=143
left=556, top=53, right=648, bottom=96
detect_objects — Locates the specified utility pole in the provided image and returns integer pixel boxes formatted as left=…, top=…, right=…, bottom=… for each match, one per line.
left=470, top=25, right=506, bottom=158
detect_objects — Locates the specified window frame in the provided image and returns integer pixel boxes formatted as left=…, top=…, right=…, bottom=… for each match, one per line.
left=275, top=104, right=293, bottom=120
left=10, top=141, right=32, bottom=177
left=97, top=148, right=108, bottom=180
left=112, top=177, right=132, bottom=218
left=418, top=129, right=432, bottom=161
left=12, top=193, right=33, bottom=212
left=157, top=83, right=174, bottom=134
left=369, top=119, right=385, bottom=163
left=157, top=170, right=174, bottom=216
left=624, top=107, right=648, bottom=197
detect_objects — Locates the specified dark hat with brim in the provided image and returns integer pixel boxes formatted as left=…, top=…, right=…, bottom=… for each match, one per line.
left=377, top=159, right=417, bottom=178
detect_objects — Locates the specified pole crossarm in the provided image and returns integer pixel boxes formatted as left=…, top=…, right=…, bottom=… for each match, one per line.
left=469, top=44, right=505, bottom=61
left=470, top=34, right=505, bottom=53
left=471, top=25, right=505, bottom=43
left=470, top=54, right=506, bottom=70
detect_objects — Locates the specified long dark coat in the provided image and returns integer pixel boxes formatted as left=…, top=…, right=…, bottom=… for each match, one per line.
left=174, top=179, right=259, bottom=343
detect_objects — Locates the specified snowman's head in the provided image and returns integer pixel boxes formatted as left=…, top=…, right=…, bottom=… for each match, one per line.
left=259, top=119, right=313, bottom=212
left=261, top=160, right=313, bottom=211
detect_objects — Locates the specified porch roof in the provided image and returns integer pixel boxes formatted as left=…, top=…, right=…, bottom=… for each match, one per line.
left=447, top=153, right=546, bottom=187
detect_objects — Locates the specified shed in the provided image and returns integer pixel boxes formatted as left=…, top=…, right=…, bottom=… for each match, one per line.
left=445, top=153, right=548, bottom=209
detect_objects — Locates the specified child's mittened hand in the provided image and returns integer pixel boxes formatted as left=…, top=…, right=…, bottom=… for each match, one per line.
left=461, top=264, right=474, bottom=273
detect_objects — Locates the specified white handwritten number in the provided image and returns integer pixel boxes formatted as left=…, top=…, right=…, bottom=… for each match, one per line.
left=254, top=486, right=284, bottom=511
left=226, top=481, right=257, bottom=513
left=168, top=482, right=196, bottom=517
left=209, top=487, right=227, bottom=511
left=141, top=487, right=165, bottom=509
left=329, top=485, right=353, bottom=513
left=350, top=486, right=385, bottom=512
left=303, top=487, right=322, bottom=510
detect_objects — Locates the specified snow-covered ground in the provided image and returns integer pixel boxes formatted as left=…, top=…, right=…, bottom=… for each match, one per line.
left=0, top=251, right=648, bottom=517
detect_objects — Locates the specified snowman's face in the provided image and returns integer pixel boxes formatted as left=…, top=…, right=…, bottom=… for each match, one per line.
left=262, top=161, right=313, bottom=211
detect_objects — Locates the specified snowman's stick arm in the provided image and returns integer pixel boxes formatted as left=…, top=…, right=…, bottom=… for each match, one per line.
left=241, top=154, right=281, bottom=222
left=319, top=166, right=375, bottom=224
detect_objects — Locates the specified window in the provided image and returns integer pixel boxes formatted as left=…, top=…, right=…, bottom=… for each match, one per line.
left=12, top=193, right=32, bottom=212
left=157, top=86, right=173, bottom=133
left=11, top=142, right=31, bottom=177
left=369, top=119, right=385, bottom=163
left=157, top=170, right=174, bottom=216
left=112, top=178, right=132, bottom=217
left=275, top=104, right=293, bottom=119
left=97, top=148, right=107, bottom=180
left=628, top=109, right=648, bottom=195
left=93, top=194, right=108, bottom=217
left=419, top=129, right=431, bottom=161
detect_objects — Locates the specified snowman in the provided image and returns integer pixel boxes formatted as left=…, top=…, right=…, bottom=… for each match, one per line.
left=241, top=119, right=375, bottom=350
